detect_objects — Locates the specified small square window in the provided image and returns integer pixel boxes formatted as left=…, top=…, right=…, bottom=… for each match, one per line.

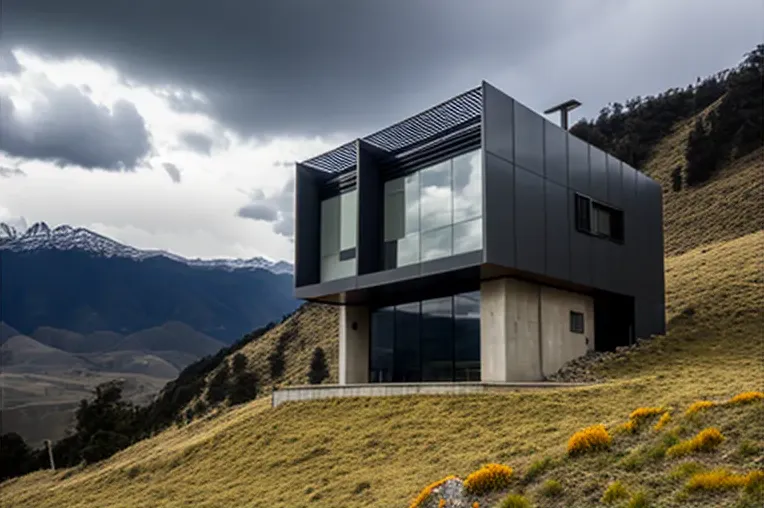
left=570, top=311, right=585, bottom=334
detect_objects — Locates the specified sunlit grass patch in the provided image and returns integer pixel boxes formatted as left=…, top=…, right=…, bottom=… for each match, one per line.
left=463, top=463, right=513, bottom=495
left=727, top=391, right=764, bottom=405
left=685, top=469, right=764, bottom=491
left=684, top=400, right=717, bottom=417
left=495, top=493, right=531, bottom=508
left=666, top=427, right=724, bottom=457
left=653, top=412, right=671, bottom=432
left=567, top=424, right=612, bottom=456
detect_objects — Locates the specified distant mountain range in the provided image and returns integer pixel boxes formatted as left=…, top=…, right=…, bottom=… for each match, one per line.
left=0, top=222, right=293, bottom=274
left=0, top=221, right=300, bottom=445
left=0, top=222, right=299, bottom=343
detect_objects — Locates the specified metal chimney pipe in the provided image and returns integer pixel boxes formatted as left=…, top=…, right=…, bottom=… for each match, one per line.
left=544, top=99, right=582, bottom=131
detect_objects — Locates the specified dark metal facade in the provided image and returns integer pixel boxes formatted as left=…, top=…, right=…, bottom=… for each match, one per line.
left=294, top=82, right=666, bottom=342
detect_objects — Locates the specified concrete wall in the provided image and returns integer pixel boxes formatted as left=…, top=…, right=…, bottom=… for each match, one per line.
left=539, top=286, right=595, bottom=377
left=339, top=305, right=370, bottom=384
left=480, top=277, right=594, bottom=381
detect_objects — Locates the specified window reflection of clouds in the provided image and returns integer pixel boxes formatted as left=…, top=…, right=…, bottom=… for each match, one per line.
left=383, top=148, right=483, bottom=268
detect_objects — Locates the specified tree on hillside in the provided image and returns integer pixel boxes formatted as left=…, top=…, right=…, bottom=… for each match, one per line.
left=308, top=347, right=329, bottom=385
left=268, top=333, right=290, bottom=380
left=0, top=433, right=33, bottom=481
left=671, top=166, right=683, bottom=192
left=206, top=363, right=231, bottom=404
left=685, top=118, right=717, bottom=186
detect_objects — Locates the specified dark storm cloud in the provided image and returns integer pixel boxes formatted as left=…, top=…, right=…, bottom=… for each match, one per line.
left=179, top=132, right=214, bottom=156
left=0, top=0, right=605, bottom=138
left=237, top=175, right=294, bottom=238
left=4, top=1, right=762, bottom=140
left=162, top=162, right=182, bottom=183
left=0, top=83, right=151, bottom=170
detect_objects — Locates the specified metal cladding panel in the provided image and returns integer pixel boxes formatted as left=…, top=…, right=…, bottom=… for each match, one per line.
left=567, top=133, right=590, bottom=193
left=482, top=82, right=514, bottom=164
left=607, top=155, right=623, bottom=204
left=482, top=151, right=515, bottom=268
left=569, top=191, right=592, bottom=287
left=514, top=100, right=544, bottom=176
left=589, top=145, right=608, bottom=202
left=356, top=140, right=383, bottom=275
left=620, top=163, right=639, bottom=295
left=544, top=120, right=568, bottom=186
left=514, top=166, right=546, bottom=276
left=420, top=250, right=483, bottom=277
left=544, top=179, right=570, bottom=281
left=294, top=163, right=321, bottom=288
left=591, top=236, right=610, bottom=291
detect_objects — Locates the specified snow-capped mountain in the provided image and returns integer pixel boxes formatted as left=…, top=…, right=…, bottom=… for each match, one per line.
left=0, top=221, right=293, bottom=274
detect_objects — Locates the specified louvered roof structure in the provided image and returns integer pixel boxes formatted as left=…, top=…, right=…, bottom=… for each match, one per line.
left=301, top=86, right=483, bottom=174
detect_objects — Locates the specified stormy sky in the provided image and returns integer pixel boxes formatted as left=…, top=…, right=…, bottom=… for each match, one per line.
left=0, top=0, right=761, bottom=261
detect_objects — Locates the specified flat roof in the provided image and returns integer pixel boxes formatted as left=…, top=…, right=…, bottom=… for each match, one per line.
left=301, top=86, right=483, bottom=174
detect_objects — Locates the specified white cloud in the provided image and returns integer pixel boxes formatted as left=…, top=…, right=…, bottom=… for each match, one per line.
left=0, top=50, right=342, bottom=262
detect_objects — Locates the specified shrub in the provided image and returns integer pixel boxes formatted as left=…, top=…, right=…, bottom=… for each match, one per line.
left=523, top=456, right=553, bottom=483
left=669, top=462, right=706, bottom=480
left=496, top=494, right=531, bottom=508
left=408, top=475, right=456, bottom=508
left=308, top=347, right=329, bottom=385
left=601, top=481, right=629, bottom=504
left=616, top=419, right=638, bottom=434
left=728, top=391, right=764, bottom=405
left=653, top=412, right=671, bottom=432
left=567, top=424, right=612, bottom=456
left=684, top=400, right=716, bottom=417
left=540, top=479, right=563, bottom=498
left=463, top=463, right=513, bottom=495
left=438, top=499, right=446, bottom=508
left=629, top=407, right=664, bottom=421
left=685, top=469, right=763, bottom=491
left=666, top=427, right=724, bottom=457
left=626, top=490, right=650, bottom=508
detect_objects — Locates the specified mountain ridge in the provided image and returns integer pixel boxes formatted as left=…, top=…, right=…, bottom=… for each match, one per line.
left=0, top=221, right=293, bottom=275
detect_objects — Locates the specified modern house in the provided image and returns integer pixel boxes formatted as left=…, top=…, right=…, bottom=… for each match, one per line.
left=293, top=82, right=665, bottom=385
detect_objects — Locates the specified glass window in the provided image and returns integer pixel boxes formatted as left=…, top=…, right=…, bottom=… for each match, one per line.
left=339, top=190, right=357, bottom=251
left=320, top=189, right=356, bottom=281
left=370, top=307, right=394, bottom=383
left=453, top=218, right=482, bottom=256
left=421, top=297, right=454, bottom=382
left=421, top=226, right=452, bottom=262
left=570, top=311, right=585, bottom=334
left=454, top=292, right=481, bottom=381
left=420, top=160, right=452, bottom=232
left=381, top=149, right=483, bottom=270
left=369, top=291, right=481, bottom=383
left=394, top=302, right=421, bottom=382
left=452, top=151, right=482, bottom=223
left=397, top=233, right=420, bottom=267
left=320, top=196, right=339, bottom=257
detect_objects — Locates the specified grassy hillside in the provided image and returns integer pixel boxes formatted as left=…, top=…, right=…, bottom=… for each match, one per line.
left=2, top=93, right=762, bottom=506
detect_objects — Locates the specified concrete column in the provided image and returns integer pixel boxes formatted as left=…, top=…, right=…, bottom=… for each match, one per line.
left=339, top=305, right=370, bottom=384
left=480, top=278, right=543, bottom=382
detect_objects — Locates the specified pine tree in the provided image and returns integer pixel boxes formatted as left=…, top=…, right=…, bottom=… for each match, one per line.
left=308, top=347, right=329, bottom=385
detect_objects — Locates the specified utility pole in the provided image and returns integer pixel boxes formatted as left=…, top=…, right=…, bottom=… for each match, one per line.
left=45, top=439, right=56, bottom=471
left=544, top=99, right=582, bottom=131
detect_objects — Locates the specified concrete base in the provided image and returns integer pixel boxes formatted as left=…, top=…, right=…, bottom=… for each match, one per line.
left=480, top=277, right=594, bottom=382
left=339, top=305, right=370, bottom=384
left=272, top=381, right=593, bottom=408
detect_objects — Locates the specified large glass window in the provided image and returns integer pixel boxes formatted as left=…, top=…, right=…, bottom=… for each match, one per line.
left=320, top=189, right=357, bottom=281
left=369, top=291, right=481, bottom=382
left=383, top=149, right=483, bottom=269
